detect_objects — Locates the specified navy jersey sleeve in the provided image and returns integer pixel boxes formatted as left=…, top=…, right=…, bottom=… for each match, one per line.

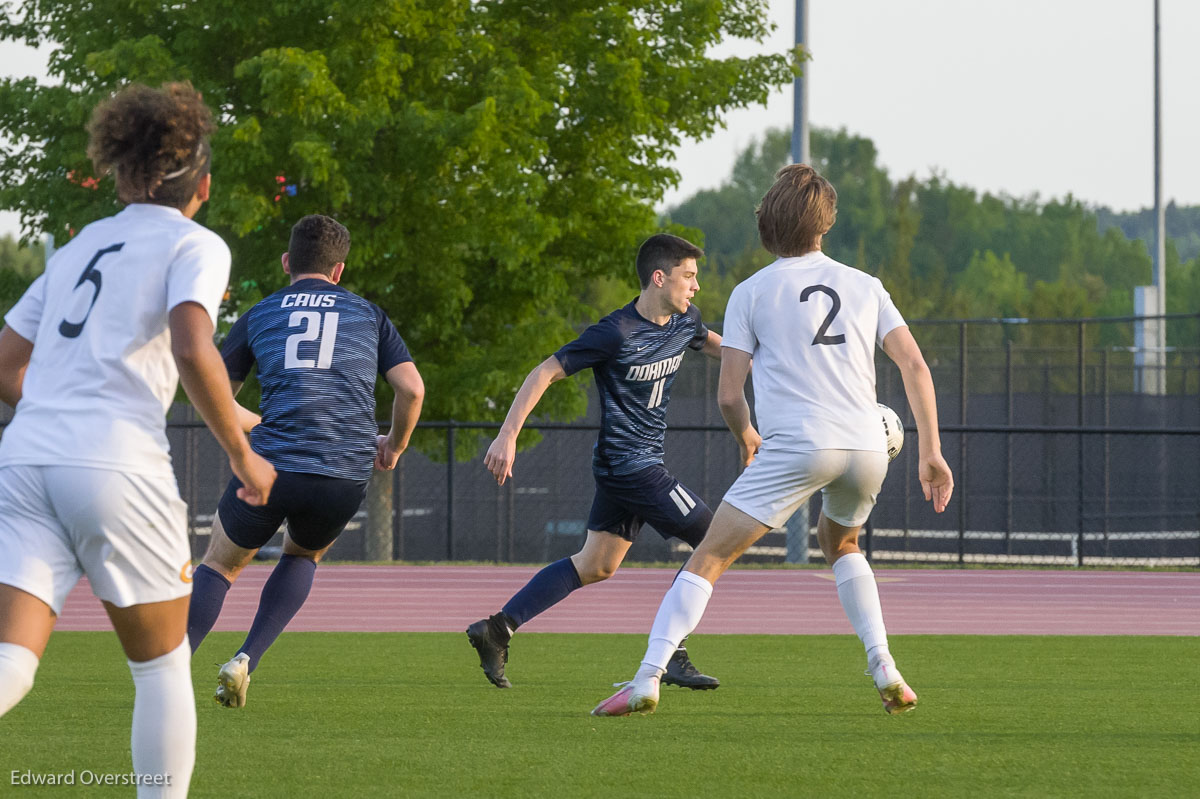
left=374, top=304, right=413, bottom=374
left=686, top=305, right=708, bottom=351
left=554, top=318, right=623, bottom=376
left=221, top=312, right=256, bottom=381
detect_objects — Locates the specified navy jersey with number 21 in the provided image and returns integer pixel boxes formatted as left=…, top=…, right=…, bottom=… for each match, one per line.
left=555, top=299, right=707, bottom=476
left=222, top=278, right=412, bottom=481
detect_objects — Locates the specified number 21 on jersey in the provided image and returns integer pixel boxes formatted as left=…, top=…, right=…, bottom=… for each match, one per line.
left=285, top=310, right=340, bottom=369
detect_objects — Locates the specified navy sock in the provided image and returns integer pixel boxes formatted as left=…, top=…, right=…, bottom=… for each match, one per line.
left=501, top=557, right=583, bottom=628
left=187, top=564, right=231, bottom=654
left=238, top=555, right=317, bottom=672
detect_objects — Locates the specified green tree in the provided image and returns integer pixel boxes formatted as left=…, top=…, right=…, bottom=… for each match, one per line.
left=0, top=0, right=796, bottom=442
left=0, top=234, right=44, bottom=314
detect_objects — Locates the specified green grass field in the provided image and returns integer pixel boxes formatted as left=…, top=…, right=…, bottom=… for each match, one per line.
left=4, top=632, right=1197, bottom=797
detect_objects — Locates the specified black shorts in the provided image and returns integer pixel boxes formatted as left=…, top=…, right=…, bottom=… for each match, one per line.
left=587, top=464, right=712, bottom=548
left=217, top=470, right=368, bottom=552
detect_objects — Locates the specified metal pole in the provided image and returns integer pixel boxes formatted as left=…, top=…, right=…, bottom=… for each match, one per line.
left=1153, top=0, right=1165, bottom=311
left=791, top=0, right=810, bottom=165
left=446, top=423, right=455, bottom=560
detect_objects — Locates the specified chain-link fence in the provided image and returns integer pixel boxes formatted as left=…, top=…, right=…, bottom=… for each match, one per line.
left=157, top=314, right=1200, bottom=568
left=5, top=314, right=1193, bottom=568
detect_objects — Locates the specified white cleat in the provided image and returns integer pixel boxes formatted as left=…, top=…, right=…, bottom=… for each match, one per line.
left=870, top=660, right=917, bottom=715
left=215, top=653, right=251, bottom=709
left=591, top=676, right=660, bottom=717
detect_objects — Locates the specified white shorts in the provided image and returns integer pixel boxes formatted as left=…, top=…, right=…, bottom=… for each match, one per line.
left=0, top=464, right=192, bottom=614
left=722, top=448, right=889, bottom=530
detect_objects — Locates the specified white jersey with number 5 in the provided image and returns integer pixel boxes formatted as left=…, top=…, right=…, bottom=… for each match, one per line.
left=721, top=252, right=906, bottom=453
left=0, top=203, right=231, bottom=476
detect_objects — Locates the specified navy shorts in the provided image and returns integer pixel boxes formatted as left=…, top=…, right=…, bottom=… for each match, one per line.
left=587, top=464, right=712, bottom=547
left=217, top=470, right=368, bottom=552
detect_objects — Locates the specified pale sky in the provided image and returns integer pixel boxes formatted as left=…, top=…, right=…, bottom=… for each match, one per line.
left=2, top=0, right=1198, bottom=239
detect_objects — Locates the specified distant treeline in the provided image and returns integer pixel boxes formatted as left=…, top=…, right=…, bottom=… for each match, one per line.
left=653, top=128, right=1199, bottom=352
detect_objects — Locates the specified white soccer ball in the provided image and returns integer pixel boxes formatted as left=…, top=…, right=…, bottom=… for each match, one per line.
left=878, top=403, right=904, bottom=462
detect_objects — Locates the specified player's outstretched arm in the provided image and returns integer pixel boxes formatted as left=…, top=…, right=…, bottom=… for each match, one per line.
left=483, top=356, right=566, bottom=485
left=0, top=326, right=34, bottom=408
left=375, top=361, right=424, bottom=471
left=882, top=326, right=953, bottom=513
left=700, top=329, right=724, bottom=360
left=170, top=302, right=276, bottom=505
left=716, top=347, right=762, bottom=467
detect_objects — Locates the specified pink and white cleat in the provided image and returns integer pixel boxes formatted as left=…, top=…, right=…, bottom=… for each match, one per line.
left=591, top=676, right=660, bottom=717
left=871, top=661, right=917, bottom=715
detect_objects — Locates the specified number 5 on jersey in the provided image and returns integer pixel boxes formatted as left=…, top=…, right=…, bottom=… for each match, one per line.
left=285, top=310, right=340, bottom=369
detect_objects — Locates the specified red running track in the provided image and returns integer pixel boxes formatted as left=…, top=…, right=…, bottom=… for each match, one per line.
left=53, top=566, right=1199, bottom=636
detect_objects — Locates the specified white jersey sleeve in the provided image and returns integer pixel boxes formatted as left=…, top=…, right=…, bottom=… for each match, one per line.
left=875, top=279, right=906, bottom=346
left=4, top=272, right=48, bottom=342
left=166, top=230, right=231, bottom=325
left=720, top=282, right=755, bottom=355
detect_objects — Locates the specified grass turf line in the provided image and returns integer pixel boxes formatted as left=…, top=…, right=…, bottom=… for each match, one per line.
left=3, top=632, right=1196, bottom=797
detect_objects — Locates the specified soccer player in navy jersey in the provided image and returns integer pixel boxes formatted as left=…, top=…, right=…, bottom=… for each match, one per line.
left=468, top=233, right=724, bottom=689
left=185, top=214, right=425, bottom=708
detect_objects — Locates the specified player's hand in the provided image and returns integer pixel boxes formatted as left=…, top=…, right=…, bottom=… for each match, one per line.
left=919, top=452, right=954, bottom=513
left=736, top=427, right=762, bottom=468
left=232, top=450, right=276, bottom=506
left=375, top=434, right=405, bottom=471
left=484, top=434, right=517, bottom=486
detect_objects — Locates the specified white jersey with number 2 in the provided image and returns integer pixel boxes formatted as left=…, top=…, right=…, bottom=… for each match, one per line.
left=721, top=251, right=906, bottom=453
left=0, top=203, right=231, bottom=476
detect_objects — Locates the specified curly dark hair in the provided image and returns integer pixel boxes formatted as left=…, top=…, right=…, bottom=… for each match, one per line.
left=86, top=82, right=215, bottom=208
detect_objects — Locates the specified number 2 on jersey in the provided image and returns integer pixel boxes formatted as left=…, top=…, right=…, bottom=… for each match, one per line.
left=285, top=311, right=340, bottom=368
left=799, top=284, right=846, bottom=345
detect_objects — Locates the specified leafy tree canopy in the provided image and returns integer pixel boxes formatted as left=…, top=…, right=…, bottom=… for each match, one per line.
left=0, top=0, right=797, bottom=442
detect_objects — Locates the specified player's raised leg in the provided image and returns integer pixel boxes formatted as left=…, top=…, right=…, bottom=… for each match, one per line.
left=187, top=508, right=259, bottom=653
left=592, top=502, right=768, bottom=716
left=106, top=597, right=195, bottom=798
left=468, top=530, right=629, bottom=688
left=818, top=511, right=916, bottom=715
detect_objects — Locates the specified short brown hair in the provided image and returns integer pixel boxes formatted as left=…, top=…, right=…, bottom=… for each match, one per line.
left=87, top=82, right=214, bottom=209
left=635, top=233, right=703, bottom=288
left=756, top=164, right=837, bottom=257
left=288, top=215, right=350, bottom=277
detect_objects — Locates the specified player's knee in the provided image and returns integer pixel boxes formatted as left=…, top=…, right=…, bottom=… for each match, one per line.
left=574, top=556, right=619, bottom=584
left=0, top=643, right=39, bottom=716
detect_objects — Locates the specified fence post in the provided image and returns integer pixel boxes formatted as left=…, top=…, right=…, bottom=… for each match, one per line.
left=958, top=322, right=967, bottom=564
left=446, top=423, right=456, bottom=561
left=1005, top=338, right=1013, bottom=554
left=392, top=458, right=404, bottom=560
left=1077, top=321, right=1085, bottom=567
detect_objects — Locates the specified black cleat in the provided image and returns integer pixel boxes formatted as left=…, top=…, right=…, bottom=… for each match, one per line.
left=661, top=646, right=720, bottom=690
left=466, top=614, right=513, bottom=688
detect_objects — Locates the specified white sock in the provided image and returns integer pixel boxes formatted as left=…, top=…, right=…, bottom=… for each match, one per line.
left=640, top=571, right=714, bottom=677
left=0, top=642, right=39, bottom=716
left=128, top=639, right=196, bottom=798
left=831, top=553, right=890, bottom=660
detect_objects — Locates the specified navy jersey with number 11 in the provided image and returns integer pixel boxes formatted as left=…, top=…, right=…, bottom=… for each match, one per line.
left=222, top=277, right=412, bottom=481
left=555, top=299, right=707, bottom=476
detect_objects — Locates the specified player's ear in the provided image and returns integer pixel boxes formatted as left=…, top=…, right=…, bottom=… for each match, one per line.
left=653, top=269, right=666, bottom=288
left=281, top=252, right=290, bottom=275
left=194, top=173, right=211, bottom=204
left=330, top=262, right=345, bottom=284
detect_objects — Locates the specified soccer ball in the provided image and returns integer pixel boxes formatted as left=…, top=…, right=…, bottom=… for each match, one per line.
left=878, top=403, right=904, bottom=462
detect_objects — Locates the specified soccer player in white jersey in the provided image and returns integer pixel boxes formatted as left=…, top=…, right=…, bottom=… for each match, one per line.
left=0, top=83, right=276, bottom=797
left=593, top=164, right=954, bottom=718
